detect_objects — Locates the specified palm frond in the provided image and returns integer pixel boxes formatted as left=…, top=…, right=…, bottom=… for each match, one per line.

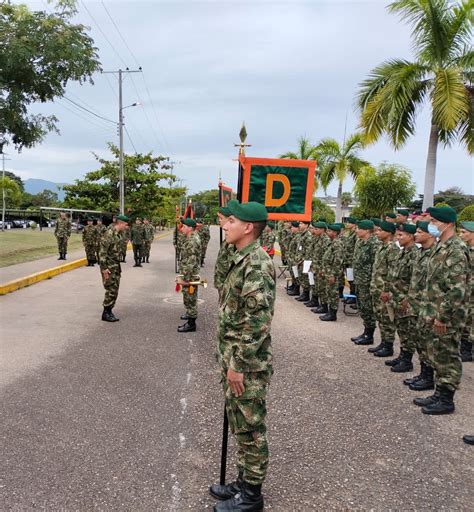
left=455, top=84, right=474, bottom=153
left=343, top=132, right=366, bottom=154
left=319, top=163, right=336, bottom=191
left=279, top=151, right=299, bottom=159
left=432, top=67, right=470, bottom=130
left=445, top=0, right=474, bottom=61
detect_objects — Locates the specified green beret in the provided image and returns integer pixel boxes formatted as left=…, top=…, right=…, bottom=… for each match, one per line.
left=416, top=221, right=430, bottom=233
left=182, top=218, right=196, bottom=228
left=371, top=218, right=382, bottom=227
left=291, top=221, right=300, bottom=228
left=358, top=220, right=375, bottom=230
left=385, top=212, right=397, bottom=219
left=460, top=221, right=474, bottom=233
left=313, top=221, right=328, bottom=229
left=380, top=221, right=396, bottom=234
left=346, top=217, right=357, bottom=224
left=228, top=201, right=268, bottom=222
left=397, top=209, right=410, bottom=216
left=328, top=223, right=342, bottom=232
left=428, top=206, right=457, bottom=223
left=398, top=223, right=416, bottom=234
left=116, top=214, right=129, bottom=222
left=267, top=221, right=275, bottom=229
left=86, top=217, right=93, bottom=222
left=219, top=206, right=231, bottom=216
left=337, top=223, right=345, bottom=229
left=319, top=217, right=327, bottom=223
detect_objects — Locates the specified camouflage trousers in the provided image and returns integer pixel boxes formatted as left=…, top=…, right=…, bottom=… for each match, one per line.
left=84, top=243, right=96, bottom=262
left=316, top=273, right=327, bottom=304
left=143, top=241, right=152, bottom=258
left=280, top=247, right=287, bottom=266
left=222, top=370, right=270, bottom=485
left=56, top=236, right=68, bottom=254
left=120, top=242, right=128, bottom=260
left=323, top=277, right=339, bottom=310
left=394, top=315, right=417, bottom=354
left=289, top=262, right=300, bottom=286
left=201, top=242, right=209, bottom=263
left=299, top=264, right=310, bottom=292
left=102, top=268, right=121, bottom=308
left=425, top=322, right=463, bottom=391
left=414, top=318, right=432, bottom=366
left=182, top=285, right=198, bottom=318
left=356, top=283, right=376, bottom=329
left=373, top=297, right=396, bottom=342
left=132, top=243, right=143, bottom=262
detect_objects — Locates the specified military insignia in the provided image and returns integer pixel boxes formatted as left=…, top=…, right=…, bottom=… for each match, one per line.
left=250, top=253, right=261, bottom=267
left=246, top=296, right=258, bottom=309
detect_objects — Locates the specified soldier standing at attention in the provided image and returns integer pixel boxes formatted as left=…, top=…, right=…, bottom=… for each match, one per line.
left=385, top=212, right=397, bottom=224
left=178, top=218, right=202, bottom=333
left=286, top=221, right=301, bottom=296
left=200, top=221, right=211, bottom=266
left=351, top=220, right=378, bottom=345
left=100, top=215, right=129, bottom=322
left=214, top=203, right=236, bottom=298
left=310, top=221, right=330, bottom=313
left=396, top=209, right=410, bottom=225
left=382, top=223, right=418, bottom=373
left=94, top=218, right=107, bottom=264
left=143, top=218, right=155, bottom=263
left=294, top=220, right=312, bottom=303
left=119, top=223, right=130, bottom=263
left=303, top=221, right=319, bottom=309
left=414, top=206, right=469, bottom=415
left=131, top=218, right=145, bottom=267
left=260, top=222, right=276, bottom=258
left=54, top=212, right=71, bottom=260
left=209, top=201, right=275, bottom=512
left=82, top=217, right=97, bottom=266
left=342, top=217, right=358, bottom=303
left=278, top=221, right=291, bottom=266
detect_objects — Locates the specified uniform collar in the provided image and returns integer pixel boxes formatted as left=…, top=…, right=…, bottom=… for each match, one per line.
left=232, top=240, right=260, bottom=266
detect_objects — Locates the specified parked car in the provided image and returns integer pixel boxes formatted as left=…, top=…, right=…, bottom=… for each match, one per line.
left=0, top=221, right=13, bottom=229
left=71, top=222, right=84, bottom=232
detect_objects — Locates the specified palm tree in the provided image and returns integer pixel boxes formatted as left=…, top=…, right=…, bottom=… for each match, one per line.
left=315, top=133, right=370, bottom=222
left=357, top=0, right=473, bottom=210
left=279, top=136, right=319, bottom=192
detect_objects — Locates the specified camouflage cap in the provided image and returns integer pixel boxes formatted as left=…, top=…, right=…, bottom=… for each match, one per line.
left=428, top=206, right=457, bottom=223
left=397, top=223, right=416, bottom=234
left=416, top=220, right=430, bottom=233
left=385, top=212, right=397, bottom=219
left=228, top=201, right=268, bottom=222
left=380, top=221, right=396, bottom=234
left=460, top=221, right=474, bottom=232
left=182, top=218, right=196, bottom=228
left=357, top=220, right=375, bottom=230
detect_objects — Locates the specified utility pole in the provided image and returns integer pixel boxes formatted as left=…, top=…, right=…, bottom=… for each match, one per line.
left=102, top=67, right=142, bottom=214
left=1, top=152, right=12, bottom=233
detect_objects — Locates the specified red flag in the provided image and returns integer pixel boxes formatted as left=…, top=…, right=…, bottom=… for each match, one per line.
left=183, top=199, right=194, bottom=219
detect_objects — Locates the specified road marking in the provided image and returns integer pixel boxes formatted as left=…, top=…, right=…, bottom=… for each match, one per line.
left=179, top=433, right=186, bottom=449
left=163, top=296, right=204, bottom=305
left=180, top=397, right=187, bottom=415
left=186, top=372, right=192, bottom=384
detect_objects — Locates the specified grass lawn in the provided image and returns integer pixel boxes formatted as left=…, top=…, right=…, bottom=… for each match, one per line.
left=0, top=229, right=84, bottom=268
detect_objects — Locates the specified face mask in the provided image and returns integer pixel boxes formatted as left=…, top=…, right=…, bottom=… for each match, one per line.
left=428, top=223, right=440, bottom=238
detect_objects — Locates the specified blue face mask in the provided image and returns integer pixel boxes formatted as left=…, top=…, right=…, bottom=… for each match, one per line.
left=428, top=223, right=440, bottom=238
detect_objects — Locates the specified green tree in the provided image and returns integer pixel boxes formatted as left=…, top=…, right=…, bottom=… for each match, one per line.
left=279, top=136, right=320, bottom=191
left=357, top=0, right=473, bottom=211
left=63, top=144, right=185, bottom=218
left=316, top=133, right=370, bottom=222
left=0, top=176, right=22, bottom=208
left=189, top=189, right=219, bottom=219
left=0, top=1, right=100, bottom=151
left=2, top=171, right=24, bottom=191
left=354, top=163, right=416, bottom=217
left=21, top=189, right=59, bottom=208
left=458, top=204, right=474, bottom=221
left=434, top=186, right=474, bottom=212
left=312, top=198, right=336, bottom=224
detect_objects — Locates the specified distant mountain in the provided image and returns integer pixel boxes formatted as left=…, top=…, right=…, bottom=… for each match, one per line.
left=24, top=179, right=69, bottom=201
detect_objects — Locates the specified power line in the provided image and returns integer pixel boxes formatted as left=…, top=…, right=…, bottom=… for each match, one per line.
left=63, top=96, right=117, bottom=125
left=124, top=127, right=137, bottom=154
left=55, top=100, right=115, bottom=134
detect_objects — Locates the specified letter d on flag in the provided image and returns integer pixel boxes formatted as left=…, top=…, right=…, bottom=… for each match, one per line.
left=239, top=156, right=316, bottom=221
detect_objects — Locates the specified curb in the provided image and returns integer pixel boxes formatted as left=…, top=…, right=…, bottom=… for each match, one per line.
left=0, top=231, right=171, bottom=296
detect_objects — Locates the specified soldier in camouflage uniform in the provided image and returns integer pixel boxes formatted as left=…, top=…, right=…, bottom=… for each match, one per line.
left=99, top=215, right=129, bottom=322
left=178, top=218, right=202, bottom=333
left=342, top=217, right=358, bottom=303
left=260, top=222, right=276, bottom=258
left=310, top=221, right=331, bottom=313
left=94, top=218, right=107, bottom=264
left=198, top=221, right=211, bottom=266
left=318, top=224, right=345, bottom=321
left=294, top=221, right=313, bottom=303
left=54, top=212, right=71, bottom=260
left=287, top=222, right=301, bottom=295
left=381, top=223, right=418, bottom=372
left=302, top=222, right=319, bottom=308
left=210, top=201, right=275, bottom=512
left=278, top=221, right=291, bottom=266
left=214, top=203, right=236, bottom=299
left=142, top=218, right=155, bottom=263
left=82, top=217, right=97, bottom=266
left=119, top=224, right=130, bottom=263
left=414, top=207, right=469, bottom=415
left=351, top=220, right=378, bottom=344
left=403, top=221, right=437, bottom=390
left=131, top=218, right=145, bottom=267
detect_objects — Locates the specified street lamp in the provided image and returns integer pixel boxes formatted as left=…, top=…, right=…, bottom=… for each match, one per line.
left=118, top=101, right=140, bottom=215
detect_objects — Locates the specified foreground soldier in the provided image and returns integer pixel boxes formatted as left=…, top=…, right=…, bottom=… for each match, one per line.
left=143, top=218, right=155, bottom=263
left=131, top=218, right=145, bottom=267
left=99, top=215, right=129, bottom=322
left=415, top=206, right=469, bottom=415
left=178, top=218, right=202, bottom=333
left=54, top=212, right=71, bottom=260
left=210, top=201, right=275, bottom=512
left=82, top=217, right=97, bottom=266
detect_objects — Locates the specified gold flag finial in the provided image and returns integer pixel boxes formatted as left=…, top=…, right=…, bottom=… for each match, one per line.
left=239, top=123, right=247, bottom=144
left=235, top=122, right=251, bottom=157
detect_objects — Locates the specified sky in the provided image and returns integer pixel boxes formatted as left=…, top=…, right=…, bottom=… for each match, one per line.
left=8, top=0, right=474, bottom=197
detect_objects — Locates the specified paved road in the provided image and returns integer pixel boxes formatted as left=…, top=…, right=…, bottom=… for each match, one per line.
left=1, top=227, right=473, bottom=510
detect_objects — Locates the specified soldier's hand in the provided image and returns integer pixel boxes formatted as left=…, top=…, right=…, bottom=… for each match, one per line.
left=227, top=368, right=245, bottom=397
left=102, top=269, right=111, bottom=281
left=433, top=319, right=447, bottom=336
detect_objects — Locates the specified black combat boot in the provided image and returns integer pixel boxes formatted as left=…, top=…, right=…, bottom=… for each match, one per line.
left=368, top=340, right=385, bottom=353
left=209, top=471, right=243, bottom=500
left=351, top=328, right=367, bottom=342
left=63, top=253, right=67, bottom=260
left=320, top=308, right=337, bottom=321
left=338, top=286, right=345, bottom=299
left=287, top=285, right=300, bottom=297
left=422, top=386, right=455, bottom=415
left=460, top=339, right=473, bottom=362
left=312, top=303, right=328, bottom=314
left=373, top=341, right=394, bottom=357
left=404, top=361, right=424, bottom=385
left=133, top=259, right=139, bottom=267
left=146, top=256, right=150, bottom=263
left=463, top=435, right=474, bottom=445
left=180, top=313, right=190, bottom=320
left=177, top=318, right=196, bottom=333
left=102, top=306, right=119, bottom=322
left=304, top=295, right=319, bottom=308
left=409, top=364, right=435, bottom=391
left=57, top=253, right=63, bottom=260
left=213, top=482, right=263, bottom=512
left=413, top=387, right=440, bottom=407
left=354, top=327, right=375, bottom=345
left=385, top=350, right=402, bottom=366
left=295, top=290, right=310, bottom=302
left=391, top=350, right=414, bottom=372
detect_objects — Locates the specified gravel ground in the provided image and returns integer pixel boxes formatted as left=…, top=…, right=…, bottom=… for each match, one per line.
left=0, top=226, right=472, bottom=511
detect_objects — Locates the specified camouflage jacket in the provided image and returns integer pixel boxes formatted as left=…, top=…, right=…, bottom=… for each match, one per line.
left=420, top=236, right=469, bottom=325
left=287, top=232, right=299, bottom=263
left=199, top=225, right=211, bottom=244
left=54, top=218, right=71, bottom=238
left=180, top=231, right=202, bottom=281
left=295, top=229, right=312, bottom=266
left=388, top=243, right=418, bottom=316
left=120, top=226, right=130, bottom=245
left=214, top=240, right=235, bottom=290
left=260, top=231, right=276, bottom=251
left=278, top=226, right=290, bottom=251
left=131, top=224, right=145, bottom=244
left=218, top=240, right=275, bottom=375
left=82, top=225, right=96, bottom=245
left=99, top=226, right=122, bottom=273
left=94, top=224, right=107, bottom=246
left=353, top=236, right=377, bottom=286
left=143, top=224, right=155, bottom=242
left=406, top=244, right=435, bottom=316
left=310, top=233, right=330, bottom=274
left=342, top=230, right=357, bottom=266
left=370, top=241, right=400, bottom=295
left=321, top=236, right=344, bottom=278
